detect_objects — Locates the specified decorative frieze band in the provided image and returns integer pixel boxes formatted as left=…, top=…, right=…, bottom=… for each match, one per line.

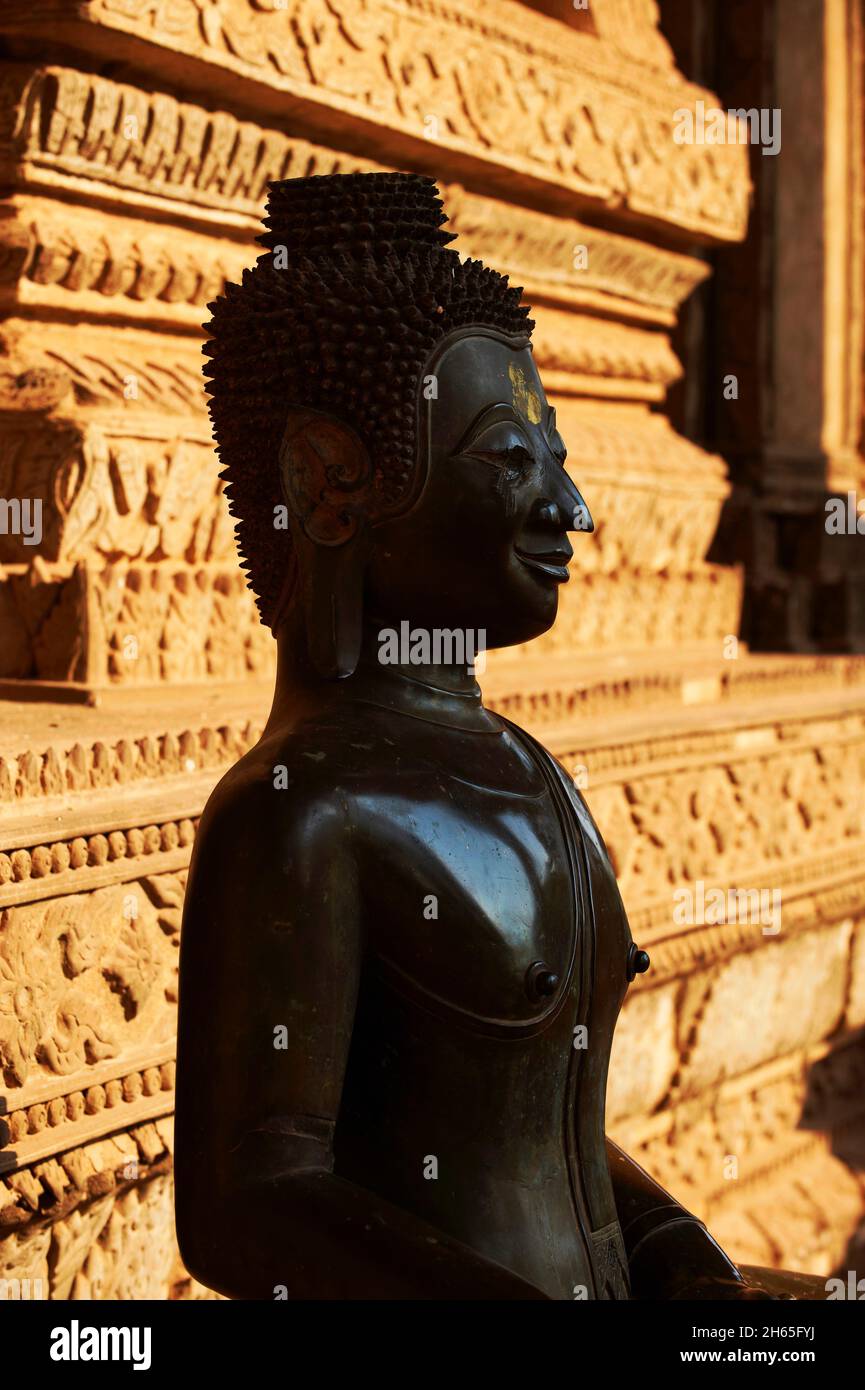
left=0, top=817, right=199, bottom=906
left=2, top=1059, right=175, bottom=1172
left=0, top=1, right=750, bottom=240
left=1, top=188, right=710, bottom=324
left=0, top=711, right=263, bottom=807
left=0, top=1116, right=173, bottom=1233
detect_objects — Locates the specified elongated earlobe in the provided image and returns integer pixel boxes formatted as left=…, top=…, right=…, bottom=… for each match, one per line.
left=278, top=409, right=374, bottom=679
left=294, top=525, right=370, bottom=679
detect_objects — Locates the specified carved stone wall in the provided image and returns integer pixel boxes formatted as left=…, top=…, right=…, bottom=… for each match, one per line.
left=0, top=0, right=863, bottom=1298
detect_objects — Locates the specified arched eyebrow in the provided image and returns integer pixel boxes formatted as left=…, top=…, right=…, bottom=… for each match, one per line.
left=451, top=402, right=531, bottom=456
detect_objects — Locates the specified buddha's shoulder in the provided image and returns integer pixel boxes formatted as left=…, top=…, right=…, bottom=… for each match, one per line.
left=197, top=707, right=405, bottom=833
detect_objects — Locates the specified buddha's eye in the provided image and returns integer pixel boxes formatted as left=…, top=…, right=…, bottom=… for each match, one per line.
left=504, top=442, right=534, bottom=467
left=462, top=423, right=535, bottom=470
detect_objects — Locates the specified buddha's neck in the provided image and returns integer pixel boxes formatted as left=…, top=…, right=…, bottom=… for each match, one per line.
left=265, top=612, right=499, bottom=734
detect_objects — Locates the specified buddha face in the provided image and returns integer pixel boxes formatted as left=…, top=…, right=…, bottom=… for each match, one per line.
left=365, top=331, right=592, bottom=652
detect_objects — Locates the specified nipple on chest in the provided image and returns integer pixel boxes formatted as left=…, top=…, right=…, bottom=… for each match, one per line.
left=626, top=943, right=651, bottom=981
left=524, top=959, right=560, bottom=1002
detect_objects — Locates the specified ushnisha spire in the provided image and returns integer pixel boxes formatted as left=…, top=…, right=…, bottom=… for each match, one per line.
left=256, top=171, right=457, bottom=257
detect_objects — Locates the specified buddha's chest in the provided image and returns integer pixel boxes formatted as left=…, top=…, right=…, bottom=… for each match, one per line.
left=357, top=772, right=627, bottom=1030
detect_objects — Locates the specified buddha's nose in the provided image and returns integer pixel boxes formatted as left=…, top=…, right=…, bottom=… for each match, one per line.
left=540, top=463, right=594, bottom=534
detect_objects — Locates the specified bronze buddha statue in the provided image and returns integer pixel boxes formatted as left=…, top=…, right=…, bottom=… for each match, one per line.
left=175, top=173, right=806, bottom=1300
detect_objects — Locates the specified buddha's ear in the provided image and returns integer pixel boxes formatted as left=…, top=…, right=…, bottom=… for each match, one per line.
left=278, top=408, right=374, bottom=679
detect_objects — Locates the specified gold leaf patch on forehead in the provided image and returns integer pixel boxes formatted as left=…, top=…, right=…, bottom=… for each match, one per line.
left=508, top=362, right=541, bottom=424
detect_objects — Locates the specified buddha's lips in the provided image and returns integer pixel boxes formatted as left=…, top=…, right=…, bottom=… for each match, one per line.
left=514, top=547, right=572, bottom=582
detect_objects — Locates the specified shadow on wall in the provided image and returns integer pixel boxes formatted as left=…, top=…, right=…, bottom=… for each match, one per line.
left=799, top=1038, right=865, bottom=1285
left=708, top=495, right=865, bottom=655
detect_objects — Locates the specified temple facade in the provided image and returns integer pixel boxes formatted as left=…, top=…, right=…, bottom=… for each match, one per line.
left=0, top=0, right=863, bottom=1297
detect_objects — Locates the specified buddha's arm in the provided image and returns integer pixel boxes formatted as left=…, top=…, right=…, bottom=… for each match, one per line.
left=175, top=771, right=546, bottom=1301
left=606, top=1139, right=766, bottom=1300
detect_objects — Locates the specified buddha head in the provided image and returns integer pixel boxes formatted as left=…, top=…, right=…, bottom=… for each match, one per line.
left=205, top=172, right=592, bottom=678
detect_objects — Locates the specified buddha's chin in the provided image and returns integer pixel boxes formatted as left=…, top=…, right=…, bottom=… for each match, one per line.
left=486, top=589, right=560, bottom=650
